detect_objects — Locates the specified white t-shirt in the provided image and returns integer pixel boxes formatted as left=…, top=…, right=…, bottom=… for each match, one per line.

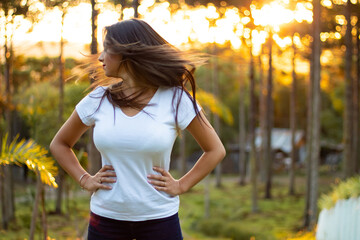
left=75, top=86, right=200, bottom=221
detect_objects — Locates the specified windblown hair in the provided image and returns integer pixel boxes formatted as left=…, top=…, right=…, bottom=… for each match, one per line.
left=89, top=19, right=205, bottom=130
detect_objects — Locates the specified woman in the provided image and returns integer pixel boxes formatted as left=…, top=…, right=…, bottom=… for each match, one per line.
left=50, top=19, right=225, bottom=240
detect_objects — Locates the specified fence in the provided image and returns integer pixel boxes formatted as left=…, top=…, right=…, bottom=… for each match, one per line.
left=316, top=197, right=360, bottom=240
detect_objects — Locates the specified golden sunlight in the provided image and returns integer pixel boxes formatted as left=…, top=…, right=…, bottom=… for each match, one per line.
left=3, top=0, right=314, bottom=58
left=252, top=2, right=294, bottom=29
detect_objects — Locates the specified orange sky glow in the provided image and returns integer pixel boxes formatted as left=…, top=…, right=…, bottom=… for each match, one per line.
left=0, top=0, right=314, bottom=59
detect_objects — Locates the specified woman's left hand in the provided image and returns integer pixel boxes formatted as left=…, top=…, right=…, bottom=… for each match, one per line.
left=147, top=167, right=183, bottom=197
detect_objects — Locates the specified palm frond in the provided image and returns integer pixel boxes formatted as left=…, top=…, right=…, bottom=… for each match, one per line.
left=0, top=134, right=58, bottom=188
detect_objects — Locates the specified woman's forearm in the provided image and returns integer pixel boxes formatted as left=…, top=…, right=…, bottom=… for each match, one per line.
left=50, top=141, right=87, bottom=184
left=179, top=146, right=225, bottom=194
left=49, top=111, right=91, bottom=184
left=49, top=111, right=116, bottom=192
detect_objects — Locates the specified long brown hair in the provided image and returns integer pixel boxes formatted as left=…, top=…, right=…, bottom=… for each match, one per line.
left=91, top=19, right=205, bottom=129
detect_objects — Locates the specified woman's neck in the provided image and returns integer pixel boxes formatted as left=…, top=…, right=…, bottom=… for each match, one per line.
left=120, top=78, right=157, bottom=101
left=119, top=75, right=140, bottom=95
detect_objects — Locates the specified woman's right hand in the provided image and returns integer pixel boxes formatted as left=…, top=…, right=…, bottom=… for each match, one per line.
left=81, top=165, right=117, bottom=192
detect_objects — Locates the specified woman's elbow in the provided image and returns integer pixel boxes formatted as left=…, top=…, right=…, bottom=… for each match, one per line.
left=49, top=139, right=57, bottom=155
left=215, top=144, right=226, bottom=163
left=49, top=137, right=64, bottom=156
left=219, top=145, right=226, bottom=160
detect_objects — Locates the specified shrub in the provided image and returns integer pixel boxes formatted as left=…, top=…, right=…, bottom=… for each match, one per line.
left=318, top=176, right=360, bottom=210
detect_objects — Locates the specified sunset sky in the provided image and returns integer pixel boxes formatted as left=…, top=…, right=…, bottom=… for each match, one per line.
left=2, top=0, right=315, bottom=59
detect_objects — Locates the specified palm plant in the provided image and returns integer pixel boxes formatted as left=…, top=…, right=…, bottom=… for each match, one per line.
left=0, top=134, right=57, bottom=187
left=0, top=134, right=57, bottom=238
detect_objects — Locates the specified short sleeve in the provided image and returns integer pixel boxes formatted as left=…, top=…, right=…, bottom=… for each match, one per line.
left=176, top=89, right=202, bottom=130
left=75, top=86, right=106, bottom=126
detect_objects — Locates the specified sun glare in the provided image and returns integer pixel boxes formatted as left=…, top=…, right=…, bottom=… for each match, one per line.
left=2, top=0, right=314, bottom=57
left=252, top=3, right=294, bottom=28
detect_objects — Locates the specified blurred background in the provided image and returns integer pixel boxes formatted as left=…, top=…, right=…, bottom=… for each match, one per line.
left=0, top=0, right=359, bottom=239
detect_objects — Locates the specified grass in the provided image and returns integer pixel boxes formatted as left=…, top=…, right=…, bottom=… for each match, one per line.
left=179, top=171, right=336, bottom=240
left=0, top=181, right=91, bottom=240
left=0, top=170, right=338, bottom=240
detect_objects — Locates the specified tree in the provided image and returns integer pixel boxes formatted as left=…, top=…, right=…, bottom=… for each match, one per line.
left=212, top=45, right=222, bottom=188
left=39, top=0, right=82, bottom=215
left=289, top=35, right=297, bottom=195
left=133, top=0, right=139, bottom=18
left=111, top=0, right=127, bottom=20
left=278, top=0, right=312, bottom=196
left=0, top=0, right=38, bottom=228
left=356, top=5, right=360, bottom=173
left=88, top=0, right=102, bottom=177
left=248, top=32, right=258, bottom=212
left=343, top=0, right=355, bottom=178
left=264, top=28, right=274, bottom=199
left=304, top=0, right=321, bottom=229
left=258, top=47, right=265, bottom=183
left=239, top=60, right=247, bottom=186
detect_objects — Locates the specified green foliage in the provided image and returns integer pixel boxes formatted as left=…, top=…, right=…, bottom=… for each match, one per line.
left=319, top=176, right=360, bottom=210
left=320, top=108, right=343, bottom=143
left=15, top=81, right=88, bottom=147
left=196, top=89, right=234, bottom=126
left=13, top=56, right=58, bottom=85
left=0, top=134, right=58, bottom=187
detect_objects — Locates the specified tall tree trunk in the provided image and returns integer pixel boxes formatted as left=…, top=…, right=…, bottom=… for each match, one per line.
left=119, top=0, right=126, bottom=20
left=239, top=67, right=247, bottom=186
left=258, top=49, right=266, bottom=183
left=353, top=18, right=359, bottom=173
left=55, top=9, right=66, bottom=215
left=249, top=41, right=258, bottom=212
left=264, top=30, right=274, bottom=199
left=308, top=0, right=321, bottom=229
left=89, top=0, right=102, bottom=175
left=304, top=29, right=314, bottom=229
left=212, top=44, right=222, bottom=188
left=289, top=36, right=297, bottom=196
left=133, top=0, right=139, bottom=18
left=343, top=0, right=355, bottom=178
left=91, top=0, right=99, bottom=55
left=356, top=17, right=360, bottom=173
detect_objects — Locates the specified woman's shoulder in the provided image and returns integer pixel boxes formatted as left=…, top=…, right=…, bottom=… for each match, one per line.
left=88, top=85, right=108, bottom=97
left=77, top=86, right=108, bottom=109
left=157, top=87, right=194, bottom=107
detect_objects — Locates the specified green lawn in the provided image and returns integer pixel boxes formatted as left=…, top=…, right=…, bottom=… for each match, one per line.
left=1, top=170, right=337, bottom=240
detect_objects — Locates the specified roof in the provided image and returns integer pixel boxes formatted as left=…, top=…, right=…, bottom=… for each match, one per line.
left=255, top=128, right=305, bottom=153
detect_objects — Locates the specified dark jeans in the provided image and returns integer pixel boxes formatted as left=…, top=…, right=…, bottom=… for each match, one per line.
left=88, top=212, right=183, bottom=240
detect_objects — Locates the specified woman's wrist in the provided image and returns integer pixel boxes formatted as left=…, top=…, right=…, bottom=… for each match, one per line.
left=178, top=179, right=189, bottom=195
left=79, top=172, right=90, bottom=189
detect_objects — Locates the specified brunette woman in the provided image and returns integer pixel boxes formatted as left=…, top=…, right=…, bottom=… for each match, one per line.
left=50, top=19, right=225, bottom=240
